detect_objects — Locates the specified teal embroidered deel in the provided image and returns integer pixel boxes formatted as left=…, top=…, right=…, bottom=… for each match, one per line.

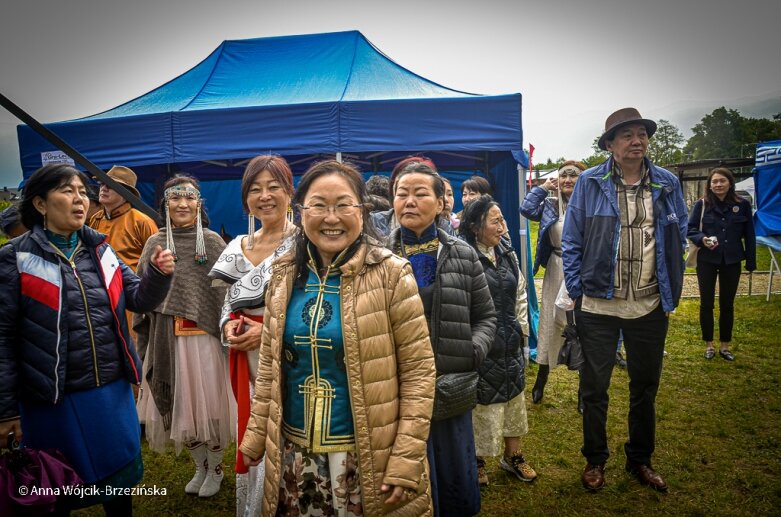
left=281, top=267, right=355, bottom=452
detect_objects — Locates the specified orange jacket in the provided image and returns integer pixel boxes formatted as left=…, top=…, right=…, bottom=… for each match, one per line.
left=89, top=203, right=158, bottom=271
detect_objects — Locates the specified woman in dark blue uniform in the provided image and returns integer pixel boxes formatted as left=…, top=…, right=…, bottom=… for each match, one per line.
left=688, top=167, right=756, bottom=361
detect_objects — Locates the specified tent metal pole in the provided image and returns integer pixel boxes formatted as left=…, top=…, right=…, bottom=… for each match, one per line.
left=0, top=92, right=161, bottom=225
left=336, top=152, right=343, bottom=163
left=517, top=164, right=528, bottom=277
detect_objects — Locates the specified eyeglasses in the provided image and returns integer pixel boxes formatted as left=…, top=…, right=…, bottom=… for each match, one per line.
left=298, top=203, right=363, bottom=217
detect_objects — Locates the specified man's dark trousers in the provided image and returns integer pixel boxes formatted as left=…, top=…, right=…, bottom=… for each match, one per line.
left=576, top=304, right=668, bottom=465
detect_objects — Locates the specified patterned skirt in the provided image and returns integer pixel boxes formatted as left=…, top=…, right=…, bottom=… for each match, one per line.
left=276, top=438, right=363, bottom=517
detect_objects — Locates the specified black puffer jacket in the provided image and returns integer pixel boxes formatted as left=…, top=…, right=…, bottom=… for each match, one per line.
left=474, top=242, right=525, bottom=404
left=0, top=225, right=172, bottom=422
left=387, top=228, right=496, bottom=374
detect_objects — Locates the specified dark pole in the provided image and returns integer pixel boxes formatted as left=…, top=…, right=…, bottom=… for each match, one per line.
left=0, top=92, right=161, bottom=224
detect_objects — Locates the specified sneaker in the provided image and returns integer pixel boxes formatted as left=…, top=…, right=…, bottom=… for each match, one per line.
left=477, top=457, right=489, bottom=486
left=500, top=453, right=537, bottom=482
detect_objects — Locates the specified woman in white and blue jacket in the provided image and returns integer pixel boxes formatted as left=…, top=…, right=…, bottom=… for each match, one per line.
left=0, top=165, right=174, bottom=514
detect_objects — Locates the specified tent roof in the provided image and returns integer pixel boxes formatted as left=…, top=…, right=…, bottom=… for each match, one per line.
left=18, top=30, right=522, bottom=174
left=86, top=31, right=474, bottom=118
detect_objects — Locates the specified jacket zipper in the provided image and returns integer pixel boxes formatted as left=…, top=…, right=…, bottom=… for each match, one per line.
left=57, top=245, right=101, bottom=387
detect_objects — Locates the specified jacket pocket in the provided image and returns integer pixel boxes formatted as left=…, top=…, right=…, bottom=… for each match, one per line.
left=581, top=215, right=615, bottom=296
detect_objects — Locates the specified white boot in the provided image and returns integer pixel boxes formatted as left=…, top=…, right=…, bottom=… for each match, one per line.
left=185, top=442, right=208, bottom=495
left=198, top=446, right=225, bottom=498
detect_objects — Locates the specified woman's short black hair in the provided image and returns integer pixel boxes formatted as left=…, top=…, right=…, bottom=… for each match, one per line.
left=159, top=174, right=210, bottom=227
left=459, top=194, right=500, bottom=247
left=461, top=175, right=492, bottom=197
left=20, top=164, right=90, bottom=229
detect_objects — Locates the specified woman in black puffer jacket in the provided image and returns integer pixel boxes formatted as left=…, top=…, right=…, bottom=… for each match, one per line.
left=0, top=165, right=174, bottom=515
left=387, top=160, right=495, bottom=517
left=460, top=195, right=537, bottom=487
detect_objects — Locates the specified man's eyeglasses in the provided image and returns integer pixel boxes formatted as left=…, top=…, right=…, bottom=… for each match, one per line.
left=298, top=203, right=363, bottom=217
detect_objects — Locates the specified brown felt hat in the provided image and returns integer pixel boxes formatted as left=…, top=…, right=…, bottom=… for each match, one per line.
left=598, top=107, right=657, bottom=151
left=105, top=165, right=140, bottom=198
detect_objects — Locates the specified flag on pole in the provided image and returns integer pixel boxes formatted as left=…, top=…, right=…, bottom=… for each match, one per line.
left=528, top=144, right=535, bottom=189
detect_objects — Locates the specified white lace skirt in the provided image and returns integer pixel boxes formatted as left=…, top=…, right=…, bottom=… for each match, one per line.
left=137, top=333, right=237, bottom=453
left=536, top=254, right=567, bottom=367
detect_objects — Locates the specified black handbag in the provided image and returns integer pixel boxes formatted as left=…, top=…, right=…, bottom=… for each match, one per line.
left=431, top=371, right=479, bottom=421
left=558, top=310, right=585, bottom=371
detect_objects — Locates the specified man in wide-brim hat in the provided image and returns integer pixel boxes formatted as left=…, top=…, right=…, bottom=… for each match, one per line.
left=89, top=165, right=158, bottom=272
left=561, top=107, right=688, bottom=493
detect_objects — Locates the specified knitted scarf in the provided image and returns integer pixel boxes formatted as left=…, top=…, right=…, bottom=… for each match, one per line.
left=133, top=225, right=227, bottom=430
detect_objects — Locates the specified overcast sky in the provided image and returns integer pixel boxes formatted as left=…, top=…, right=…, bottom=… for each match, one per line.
left=1, top=0, right=779, bottom=187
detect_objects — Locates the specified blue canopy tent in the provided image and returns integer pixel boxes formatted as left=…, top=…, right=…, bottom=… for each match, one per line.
left=17, top=30, right=540, bottom=346
left=754, top=140, right=781, bottom=299
left=17, top=29, right=525, bottom=232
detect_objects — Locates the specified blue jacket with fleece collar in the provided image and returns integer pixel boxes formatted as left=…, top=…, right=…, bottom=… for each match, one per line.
left=561, top=157, right=688, bottom=313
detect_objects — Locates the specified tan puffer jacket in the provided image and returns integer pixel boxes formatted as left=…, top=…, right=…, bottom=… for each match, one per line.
left=239, top=240, right=436, bottom=516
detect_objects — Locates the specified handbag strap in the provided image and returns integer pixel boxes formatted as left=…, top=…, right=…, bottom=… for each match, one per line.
left=566, top=310, right=576, bottom=326
left=698, top=200, right=705, bottom=231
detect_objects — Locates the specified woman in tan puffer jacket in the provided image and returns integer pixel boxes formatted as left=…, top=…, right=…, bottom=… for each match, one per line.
left=239, top=160, right=436, bottom=516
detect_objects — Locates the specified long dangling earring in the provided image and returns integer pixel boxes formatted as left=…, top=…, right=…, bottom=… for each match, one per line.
left=43, top=213, right=47, bottom=231
left=195, top=200, right=207, bottom=264
left=287, top=204, right=294, bottom=224
left=165, top=201, right=178, bottom=262
left=247, top=212, right=255, bottom=250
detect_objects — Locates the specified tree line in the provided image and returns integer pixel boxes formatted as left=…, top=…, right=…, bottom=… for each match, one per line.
left=534, top=107, right=781, bottom=170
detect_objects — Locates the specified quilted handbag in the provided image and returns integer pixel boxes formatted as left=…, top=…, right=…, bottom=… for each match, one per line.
left=431, top=371, right=479, bottom=421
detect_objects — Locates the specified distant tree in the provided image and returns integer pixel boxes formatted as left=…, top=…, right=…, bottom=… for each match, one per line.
left=684, top=107, right=746, bottom=159
left=741, top=113, right=781, bottom=155
left=647, top=119, right=685, bottom=165
left=684, top=107, right=781, bottom=159
left=580, top=136, right=609, bottom=168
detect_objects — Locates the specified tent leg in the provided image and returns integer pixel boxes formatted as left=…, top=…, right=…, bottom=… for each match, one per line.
left=768, top=246, right=780, bottom=301
left=336, top=152, right=342, bottom=163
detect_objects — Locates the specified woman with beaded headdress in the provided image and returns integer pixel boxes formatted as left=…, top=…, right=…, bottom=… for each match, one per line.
left=209, top=155, right=298, bottom=516
left=134, top=174, right=236, bottom=498
left=521, top=160, right=585, bottom=405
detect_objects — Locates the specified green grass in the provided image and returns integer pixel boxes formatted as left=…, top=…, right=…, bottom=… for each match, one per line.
left=46, top=208, right=781, bottom=515
left=68, top=297, right=781, bottom=516
left=0, top=199, right=9, bottom=246
left=478, top=296, right=781, bottom=516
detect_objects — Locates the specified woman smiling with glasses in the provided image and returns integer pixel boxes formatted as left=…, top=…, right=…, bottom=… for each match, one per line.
left=239, top=160, right=436, bottom=516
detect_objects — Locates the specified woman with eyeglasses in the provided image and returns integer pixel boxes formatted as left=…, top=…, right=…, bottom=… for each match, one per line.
left=239, top=160, right=436, bottom=516
left=521, top=160, right=585, bottom=405
left=388, top=160, right=496, bottom=517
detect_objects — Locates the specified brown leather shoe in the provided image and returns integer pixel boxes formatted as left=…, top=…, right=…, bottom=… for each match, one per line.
left=625, top=461, right=668, bottom=492
left=582, top=463, right=605, bottom=491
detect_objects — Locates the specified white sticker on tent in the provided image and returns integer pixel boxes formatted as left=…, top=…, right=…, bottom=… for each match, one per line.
left=41, top=151, right=75, bottom=167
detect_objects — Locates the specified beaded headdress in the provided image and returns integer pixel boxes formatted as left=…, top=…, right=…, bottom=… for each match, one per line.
left=164, top=185, right=208, bottom=264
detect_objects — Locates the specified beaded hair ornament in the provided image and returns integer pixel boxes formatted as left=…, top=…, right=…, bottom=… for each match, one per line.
left=164, top=185, right=208, bottom=264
